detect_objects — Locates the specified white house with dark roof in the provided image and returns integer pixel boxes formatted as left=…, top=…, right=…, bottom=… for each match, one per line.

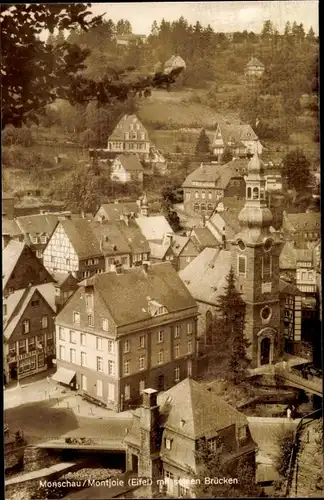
left=245, top=57, right=265, bottom=78
left=107, top=114, right=150, bottom=158
left=111, top=154, right=144, bottom=184
left=212, top=123, right=262, bottom=159
left=164, top=54, right=187, bottom=74
left=94, top=201, right=140, bottom=222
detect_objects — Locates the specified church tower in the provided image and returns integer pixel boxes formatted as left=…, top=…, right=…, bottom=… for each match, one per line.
left=229, top=154, right=283, bottom=368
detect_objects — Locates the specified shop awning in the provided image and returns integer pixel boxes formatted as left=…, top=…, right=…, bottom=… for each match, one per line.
left=52, top=367, right=76, bottom=385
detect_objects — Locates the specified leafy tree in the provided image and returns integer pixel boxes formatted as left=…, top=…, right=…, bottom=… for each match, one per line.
left=281, top=148, right=311, bottom=192
left=195, top=128, right=211, bottom=156
left=2, top=126, right=34, bottom=147
left=115, top=19, right=132, bottom=35
left=207, top=267, right=250, bottom=384
left=274, top=427, right=295, bottom=478
left=78, top=128, right=97, bottom=148
left=221, top=147, right=233, bottom=163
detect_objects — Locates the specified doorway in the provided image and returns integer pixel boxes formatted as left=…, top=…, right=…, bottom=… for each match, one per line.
left=9, top=363, right=17, bottom=381
left=260, top=337, right=271, bottom=365
left=157, top=374, right=164, bottom=391
left=131, top=454, right=138, bottom=473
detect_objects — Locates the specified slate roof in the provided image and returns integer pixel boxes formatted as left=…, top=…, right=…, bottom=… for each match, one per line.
left=96, top=202, right=140, bottom=221
left=2, top=241, right=25, bottom=289
left=279, top=241, right=296, bottom=270
left=279, top=279, right=300, bottom=296
left=59, top=219, right=102, bottom=259
left=191, top=227, right=219, bottom=249
left=135, top=216, right=174, bottom=242
left=15, top=214, right=59, bottom=239
left=52, top=272, right=77, bottom=287
left=108, top=114, right=148, bottom=142
left=59, top=263, right=197, bottom=328
left=179, top=248, right=234, bottom=304
left=158, top=378, right=247, bottom=439
left=2, top=219, right=23, bottom=237
left=212, top=124, right=259, bottom=148
left=93, top=219, right=150, bottom=255
left=182, top=162, right=245, bottom=189
left=246, top=57, right=264, bottom=69
left=113, top=154, right=144, bottom=172
left=4, top=283, right=56, bottom=340
left=283, top=212, right=320, bottom=232
left=207, top=211, right=241, bottom=241
left=149, top=241, right=171, bottom=260
left=171, top=235, right=190, bottom=256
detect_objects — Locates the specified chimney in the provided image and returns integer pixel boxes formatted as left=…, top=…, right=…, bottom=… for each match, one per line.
left=142, top=388, right=158, bottom=409
left=163, top=233, right=173, bottom=246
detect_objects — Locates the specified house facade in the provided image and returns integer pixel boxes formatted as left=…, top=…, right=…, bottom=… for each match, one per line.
left=94, top=201, right=140, bottom=223
left=110, top=155, right=144, bottom=184
left=211, top=124, right=262, bottom=159
left=4, top=283, right=56, bottom=383
left=244, top=57, right=265, bottom=78
left=282, top=212, right=321, bottom=245
left=182, top=161, right=246, bottom=217
left=107, top=115, right=150, bottom=159
left=124, top=379, right=257, bottom=498
left=53, top=263, right=198, bottom=411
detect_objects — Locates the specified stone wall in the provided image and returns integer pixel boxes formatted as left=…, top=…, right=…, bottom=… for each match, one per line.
left=23, top=447, right=59, bottom=473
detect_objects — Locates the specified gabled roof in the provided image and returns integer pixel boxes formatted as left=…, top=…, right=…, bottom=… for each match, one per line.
left=279, top=278, right=300, bottom=296
left=171, top=235, right=190, bottom=256
left=284, top=212, right=320, bottom=232
left=164, top=55, right=186, bottom=74
left=135, top=216, right=174, bottom=242
left=182, top=161, right=245, bottom=189
left=2, top=219, right=23, bottom=237
left=212, top=124, right=259, bottom=148
left=149, top=241, right=171, bottom=260
left=4, top=283, right=56, bottom=340
left=3, top=241, right=25, bottom=289
left=59, top=219, right=102, bottom=259
left=108, top=114, right=148, bottom=141
left=92, top=219, right=150, bottom=255
left=246, top=57, right=264, bottom=69
left=96, top=202, right=140, bottom=221
left=191, top=227, right=219, bottom=249
left=59, top=263, right=197, bottom=328
left=113, top=154, right=144, bottom=172
left=279, top=241, right=296, bottom=270
left=207, top=211, right=241, bottom=241
left=158, top=378, right=247, bottom=439
left=52, top=272, right=78, bottom=287
left=179, top=248, right=233, bottom=304
left=15, top=214, right=59, bottom=236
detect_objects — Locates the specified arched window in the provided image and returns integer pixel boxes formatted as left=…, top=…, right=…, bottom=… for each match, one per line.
left=247, top=187, right=252, bottom=199
left=252, top=187, right=259, bottom=199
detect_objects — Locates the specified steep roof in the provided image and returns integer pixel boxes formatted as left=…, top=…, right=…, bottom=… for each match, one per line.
left=171, top=235, right=190, bottom=256
left=96, top=202, right=140, bottom=221
left=149, top=241, right=171, bottom=260
left=136, top=215, right=174, bottom=241
left=158, top=378, right=247, bottom=439
left=182, top=162, right=245, bottom=189
left=191, top=227, right=219, bottom=249
left=4, top=283, right=56, bottom=340
left=2, top=219, right=23, bottom=237
left=59, top=219, right=102, bottom=259
left=93, top=219, right=150, bottom=255
left=114, top=154, right=144, bottom=172
left=279, top=279, right=300, bottom=296
left=246, top=57, right=264, bottom=69
left=212, top=124, right=259, bottom=148
left=164, top=55, right=186, bottom=73
left=279, top=241, right=297, bottom=270
left=3, top=241, right=25, bottom=289
left=207, top=211, right=241, bottom=241
left=15, top=214, right=59, bottom=236
left=62, top=263, right=197, bottom=328
left=179, top=248, right=233, bottom=304
left=108, top=114, right=148, bottom=141
left=284, top=212, right=320, bottom=232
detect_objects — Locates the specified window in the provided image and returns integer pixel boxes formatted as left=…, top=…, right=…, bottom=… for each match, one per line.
left=200, top=203, right=207, bottom=213
left=97, top=380, right=103, bottom=398
left=252, top=187, right=259, bottom=199
left=30, top=356, right=36, bottom=370
left=187, top=322, right=193, bottom=334
left=308, top=271, right=313, bottom=280
left=70, top=348, right=76, bottom=363
left=202, top=191, right=206, bottom=199
left=139, top=335, right=145, bottom=348
left=108, top=340, right=114, bottom=354
left=73, top=312, right=80, bottom=324
left=139, top=380, right=145, bottom=393
left=207, top=203, right=213, bottom=211
left=174, top=325, right=180, bottom=338
left=40, top=235, right=47, bottom=244
left=186, top=256, right=191, bottom=263
left=81, top=333, right=86, bottom=346
left=31, top=235, right=39, bottom=244
left=195, top=191, right=199, bottom=199
left=59, top=345, right=65, bottom=360
left=208, top=437, right=218, bottom=452
left=81, top=352, right=87, bottom=367
left=175, top=366, right=180, bottom=382
left=179, top=486, right=189, bottom=497
left=23, top=319, right=30, bottom=334
left=82, top=271, right=90, bottom=278
left=158, top=330, right=164, bottom=343
left=165, top=438, right=172, bottom=450
left=102, top=318, right=109, bottom=331
left=124, top=384, right=130, bottom=400
left=158, top=350, right=164, bottom=364
left=238, top=255, right=246, bottom=276
left=38, top=353, right=45, bottom=367
left=238, top=425, right=247, bottom=441
left=66, top=258, right=70, bottom=266
left=247, top=187, right=252, bottom=199
left=124, top=340, right=130, bottom=353
left=96, top=337, right=103, bottom=351
left=175, top=343, right=180, bottom=358
left=41, top=315, right=48, bottom=329
left=59, top=327, right=65, bottom=340
left=193, top=203, right=199, bottom=212
left=28, top=337, right=35, bottom=351
left=121, top=256, right=128, bottom=266
left=108, top=360, right=115, bottom=375
left=88, top=314, right=94, bottom=327
left=97, top=357, right=103, bottom=372
left=186, top=191, right=191, bottom=200
left=18, top=339, right=26, bottom=354
left=139, top=355, right=145, bottom=371
left=69, top=330, right=76, bottom=344
left=108, top=383, right=115, bottom=401
left=187, top=340, right=192, bottom=354
left=85, top=294, right=93, bottom=309
left=31, top=300, right=40, bottom=307
left=36, top=250, right=43, bottom=259
left=124, top=360, right=130, bottom=375
left=81, top=374, right=87, bottom=391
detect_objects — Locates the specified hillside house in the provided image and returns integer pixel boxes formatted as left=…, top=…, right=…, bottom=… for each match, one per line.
left=3, top=241, right=54, bottom=297
left=3, top=283, right=56, bottom=383
left=245, top=57, right=265, bottom=78
left=53, top=263, right=198, bottom=411
left=114, top=34, right=146, bottom=46
left=182, top=161, right=246, bottom=216
left=94, top=201, right=140, bottom=223
left=107, top=115, right=151, bottom=160
left=282, top=212, right=321, bottom=245
left=124, top=380, right=256, bottom=497
left=211, top=123, right=262, bottom=159
left=164, top=55, right=187, bottom=74
left=110, top=154, right=144, bottom=184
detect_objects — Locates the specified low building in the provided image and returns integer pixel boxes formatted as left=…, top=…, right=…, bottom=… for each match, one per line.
left=3, top=283, right=56, bottom=383
left=107, top=114, right=150, bottom=160
left=53, top=262, right=198, bottom=411
left=164, top=54, right=187, bottom=74
left=15, top=214, right=60, bottom=259
left=245, top=57, right=265, bottom=78
left=110, top=154, right=144, bottom=184
left=211, top=123, right=262, bottom=159
left=3, top=241, right=54, bottom=297
left=182, top=161, right=246, bottom=217
left=124, top=380, right=257, bottom=497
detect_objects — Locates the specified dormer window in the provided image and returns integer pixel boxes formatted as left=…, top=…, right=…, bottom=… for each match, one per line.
left=85, top=293, right=93, bottom=310
left=73, top=312, right=80, bottom=325
left=238, top=425, right=247, bottom=441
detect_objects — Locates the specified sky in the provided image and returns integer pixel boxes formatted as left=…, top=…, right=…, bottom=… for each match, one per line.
left=88, top=1, right=319, bottom=35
